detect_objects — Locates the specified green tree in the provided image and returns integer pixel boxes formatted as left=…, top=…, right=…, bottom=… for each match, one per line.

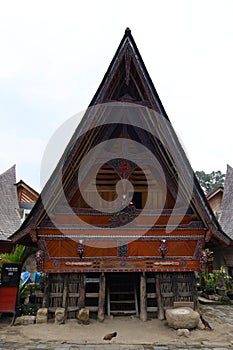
left=0, top=245, right=36, bottom=268
left=195, top=170, right=225, bottom=195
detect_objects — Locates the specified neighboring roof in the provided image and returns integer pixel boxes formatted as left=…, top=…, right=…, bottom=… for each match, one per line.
left=10, top=29, right=232, bottom=247
left=16, top=180, right=39, bottom=203
left=0, top=165, right=21, bottom=241
left=220, top=164, right=233, bottom=239
left=207, top=186, right=224, bottom=201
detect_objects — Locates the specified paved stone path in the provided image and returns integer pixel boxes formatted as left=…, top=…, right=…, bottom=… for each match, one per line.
left=0, top=343, right=232, bottom=350
left=1, top=304, right=233, bottom=349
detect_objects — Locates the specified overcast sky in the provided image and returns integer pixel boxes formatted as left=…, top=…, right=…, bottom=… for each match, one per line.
left=0, top=0, right=232, bottom=192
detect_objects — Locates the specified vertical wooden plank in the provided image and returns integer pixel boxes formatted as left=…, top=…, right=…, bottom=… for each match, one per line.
left=155, top=274, right=164, bottom=320
left=42, top=275, right=50, bottom=308
left=62, top=275, right=68, bottom=309
left=140, top=272, right=147, bottom=321
left=97, top=273, right=105, bottom=322
left=134, top=282, right=139, bottom=317
left=107, top=285, right=110, bottom=317
left=78, top=274, right=85, bottom=309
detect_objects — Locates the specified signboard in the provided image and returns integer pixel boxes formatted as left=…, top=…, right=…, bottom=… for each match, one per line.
left=1, top=262, right=22, bottom=287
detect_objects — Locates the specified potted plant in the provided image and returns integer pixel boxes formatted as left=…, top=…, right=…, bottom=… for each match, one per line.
left=201, top=271, right=217, bottom=295
left=18, top=283, right=30, bottom=304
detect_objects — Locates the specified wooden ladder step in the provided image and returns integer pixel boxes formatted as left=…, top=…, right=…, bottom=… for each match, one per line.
left=147, top=306, right=158, bottom=312
left=110, top=300, right=135, bottom=304
left=85, top=293, right=99, bottom=298
left=85, top=278, right=100, bottom=283
left=110, top=310, right=136, bottom=314
left=147, top=293, right=156, bottom=298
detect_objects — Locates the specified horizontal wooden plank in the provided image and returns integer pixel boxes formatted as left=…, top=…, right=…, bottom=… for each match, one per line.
left=147, top=293, right=156, bottom=298
left=161, top=292, right=174, bottom=298
left=110, top=310, right=136, bottom=314
left=68, top=293, right=79, bottom=298
left=173, top=301, right=194, bottom=309
left=67, top=306, right=79, bottom=312
left=178, top=292, right=193, bottom=297
left=85, top=278, right=100, bottom=283
left=110, top=300, right=135, bottom=304
left=85, top=293, right=99, bottom=298
left=147, top=306, right=158, bottom=312
left=49, top=293, right=63, bottom=298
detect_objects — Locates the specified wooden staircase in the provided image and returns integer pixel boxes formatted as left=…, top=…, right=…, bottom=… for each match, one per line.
left=146, top=274, right=158, bottom=313
left=107, top=274, right=139, bottom=316
left=84, top=274, right=100, bottom=312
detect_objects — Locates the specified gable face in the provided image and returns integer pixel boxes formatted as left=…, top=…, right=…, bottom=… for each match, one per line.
left=12, top=29, right=231, bottom=273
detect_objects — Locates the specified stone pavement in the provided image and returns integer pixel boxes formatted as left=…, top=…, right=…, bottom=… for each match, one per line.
left=0, top=343, right=232, bottom=350
left=1, top=304, right=233, bottom=349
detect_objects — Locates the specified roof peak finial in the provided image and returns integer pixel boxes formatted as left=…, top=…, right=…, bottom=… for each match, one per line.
left=125, top=27, right=131, bottom=35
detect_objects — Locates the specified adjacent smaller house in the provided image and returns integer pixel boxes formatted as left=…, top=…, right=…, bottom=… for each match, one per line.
left=219, top=164, right=233, bottom=273
left=207, top=186, right=224, bottom=221
left=0, top=165, right=38, bottom=253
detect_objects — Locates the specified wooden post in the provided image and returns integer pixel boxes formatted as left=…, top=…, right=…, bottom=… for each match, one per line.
left=97, top=272, right=106, bottom=322
left=42, top=275, right=50, bottom=308
left=155, top=274, right=164, bottom=320
left=78, top=274, right=85, bottom=309
left=62, top=275, right=68, bottom=309
left=140, top=272, right=147, bottom=321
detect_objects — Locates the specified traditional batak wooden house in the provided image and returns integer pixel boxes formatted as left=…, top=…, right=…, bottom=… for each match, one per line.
left=10, top=29, right=232, bottom=320
left=0, top=165, right=38, bottom=253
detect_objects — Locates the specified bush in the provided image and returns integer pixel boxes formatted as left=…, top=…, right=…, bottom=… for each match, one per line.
left=219, top=296, right=231, bottom=305
left=17, top=302, right=38, bottom=316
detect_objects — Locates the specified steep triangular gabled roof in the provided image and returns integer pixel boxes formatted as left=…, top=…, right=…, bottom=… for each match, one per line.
left=220, top=164, right=233, bottom=239
left=89, top=28, right=168, bottom=116
left=10, top=29, right=231, bottom=247
left=0, top=165, right=21, bottom=241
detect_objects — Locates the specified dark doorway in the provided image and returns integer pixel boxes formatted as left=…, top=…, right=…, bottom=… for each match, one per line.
left=106, top=273, right=140, bottom=316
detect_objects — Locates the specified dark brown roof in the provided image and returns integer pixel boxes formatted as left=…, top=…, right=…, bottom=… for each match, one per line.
left=10, top=29, right=232, bottom=247
left=220, top=164, right=233, bottom=239
left=0, top=165, right=21, bottom=241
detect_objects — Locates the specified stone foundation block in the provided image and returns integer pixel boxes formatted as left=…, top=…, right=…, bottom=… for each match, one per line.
left=166, top=307, right=200, bottom=330
left=55, top=307, right=66, bottom=324
left=78, top=307, right=90, bottom=324
left=36, top=307, right=48, bottom=324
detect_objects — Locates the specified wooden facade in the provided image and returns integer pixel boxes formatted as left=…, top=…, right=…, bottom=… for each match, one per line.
left=11, top=29, right=232, bottom=319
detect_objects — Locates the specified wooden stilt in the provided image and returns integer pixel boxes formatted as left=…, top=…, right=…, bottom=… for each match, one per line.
left=140, top=272, right=147, bottom=321
left=97, top=272, right=106, bottom=322
left=78, top=274, right=85, bottom=309
left=155, top=274, right=164, bottom=320
left=62, top=275, right=68, bottom=309
left=42, top=276, right=50, bottom=308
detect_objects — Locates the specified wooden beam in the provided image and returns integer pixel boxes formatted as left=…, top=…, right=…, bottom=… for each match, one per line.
left=97, top=272, right=106, bottom=322
left=155, top=274, right=164, bottom=320
left=140, top=272, right=147, bottom=321
left=78, top=274, right=85, bottom=309
left=62, top=275, right=68, bottom=310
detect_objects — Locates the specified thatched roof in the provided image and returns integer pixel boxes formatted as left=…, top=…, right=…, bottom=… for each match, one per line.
left=220, top=164, right=233, bottom=239
left=0, top=165, right=21, bottom=241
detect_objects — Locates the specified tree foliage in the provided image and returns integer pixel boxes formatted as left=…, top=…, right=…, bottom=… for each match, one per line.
left=0, top=245, right=36, bottom=267
left=195, top=170, right=225, bottom=195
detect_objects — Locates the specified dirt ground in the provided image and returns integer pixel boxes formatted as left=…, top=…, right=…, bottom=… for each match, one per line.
left=0, top=304, right=233, bottom=346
